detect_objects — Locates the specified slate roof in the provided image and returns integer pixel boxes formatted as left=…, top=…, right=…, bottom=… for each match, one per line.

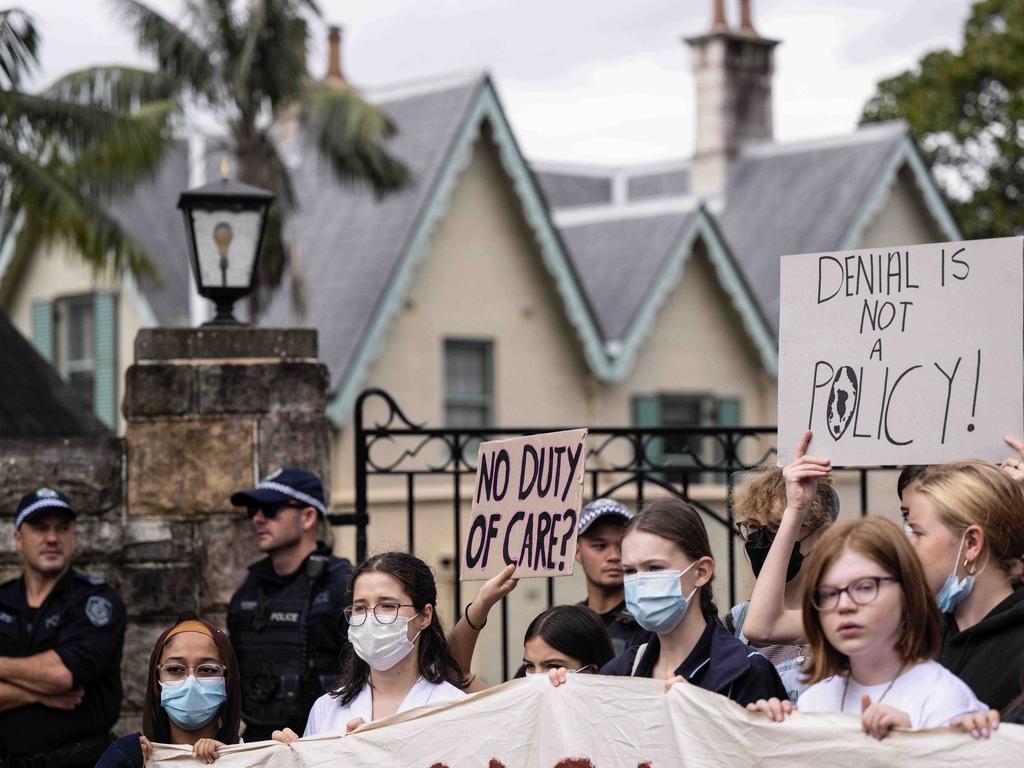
left=256, top=76, right=485, bottom=389
left=535, top=171, right=613, bottom=209
left=560, top=211, right=697, bottom=341
left=0, top=310, right=110, bottom=437
left=717, top=122, right=907, bottom=334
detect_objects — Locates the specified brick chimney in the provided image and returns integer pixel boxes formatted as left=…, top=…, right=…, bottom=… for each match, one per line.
left=324, top=25, right=350, bottom=89
left=685, top=0, right=779, bottom=199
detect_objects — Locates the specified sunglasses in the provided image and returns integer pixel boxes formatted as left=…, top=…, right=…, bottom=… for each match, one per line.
left=246, top=502, right=306, bottom=520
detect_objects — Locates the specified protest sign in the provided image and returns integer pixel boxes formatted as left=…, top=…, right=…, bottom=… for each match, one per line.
left=778, top=237, right=1024, bottom=466
left=460, top=429, right=587, bottom=580
left=151, top=675, right=1024, bottom=768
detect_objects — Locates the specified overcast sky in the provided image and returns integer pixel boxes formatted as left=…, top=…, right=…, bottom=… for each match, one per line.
left=28, top=0, right=973, bottom=165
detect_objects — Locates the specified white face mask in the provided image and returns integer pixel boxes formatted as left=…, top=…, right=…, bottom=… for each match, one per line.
left=348, top=614, right=422, bottom=671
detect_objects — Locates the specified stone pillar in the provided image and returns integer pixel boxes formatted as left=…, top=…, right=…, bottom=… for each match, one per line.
left=115, top=327, right=330, bottom=730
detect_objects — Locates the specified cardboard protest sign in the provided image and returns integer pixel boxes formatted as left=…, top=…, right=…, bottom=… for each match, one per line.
left=778, top=237, right=1024, bottom=466
left=460, top=429, right=587, bottom=580
left=150, top=676, right=1024, bottom=768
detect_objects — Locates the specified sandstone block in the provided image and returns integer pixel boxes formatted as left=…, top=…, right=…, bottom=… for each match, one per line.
left=197, top=363, right=328, bottom=415
left=117, top=564, right=197, bottom=620
left=198, top=517, right=261, bottom=610
left=126, top=419, right=255, bottom=515
left=135, top=328, right=317, bottom=362
left=257, top=413, right=331, bottom=488
left=122, top=364, right=197, bottom=418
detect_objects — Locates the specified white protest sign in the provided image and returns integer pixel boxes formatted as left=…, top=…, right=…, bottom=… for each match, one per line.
left=460, top=429, right=587, bottom=580
left=778, top=237, right=1024, bottom=466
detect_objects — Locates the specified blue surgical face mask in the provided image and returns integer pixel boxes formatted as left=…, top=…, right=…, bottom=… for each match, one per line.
left=936, top=533, right=979, bottom=613
left=160, top=676, right=226, bottom=731
left=624, top=561, right=699, bottom=635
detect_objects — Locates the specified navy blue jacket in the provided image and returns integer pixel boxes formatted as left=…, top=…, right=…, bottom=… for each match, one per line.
left=601, top=614, right=789, bottom=707
left=95, top=734, right=143, bottom=768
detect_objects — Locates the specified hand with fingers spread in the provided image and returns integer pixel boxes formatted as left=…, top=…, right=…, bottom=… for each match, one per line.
left=746, top=697, right=795, bottom=723
left=192, top=738, right=224, bottom=764
left=664, top=674, right=686, bottom=694
left=783, top=430, right=832, bottom=522
left=271, top=727, right=300, bottom=745
left=951, top=709, right=1000, bottom=740
left=345, top=716, right=366, bottom=734
left=860, top=694, right=911, bottom=740
left=1000, top=436, right=1024, bottom=484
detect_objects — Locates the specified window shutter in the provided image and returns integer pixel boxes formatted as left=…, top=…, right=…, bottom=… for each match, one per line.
left=31, top=300, right=54, bottom=362
left=631, top=394, right=663, bottom=468
left=93, top=293, right=118, bottom=428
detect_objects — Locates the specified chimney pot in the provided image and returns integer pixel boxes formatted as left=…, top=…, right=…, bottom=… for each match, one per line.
left=325, top=24, right=348, bottom=87
left=712, top=0, right=728, bottom=30
left=739, top=0, right=757, bottom=34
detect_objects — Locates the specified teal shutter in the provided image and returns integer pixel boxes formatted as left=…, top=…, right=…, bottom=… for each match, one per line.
left=31, top=300, right=54, bottom=362
left=93, top=293, right=118, bottom=428
left=714, top=397, right=743, bottom=483
left=631, top=394, right=663, bottom=469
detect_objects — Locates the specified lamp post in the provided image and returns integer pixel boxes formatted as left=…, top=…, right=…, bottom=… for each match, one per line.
left=177, top=161, right=275, bottom=326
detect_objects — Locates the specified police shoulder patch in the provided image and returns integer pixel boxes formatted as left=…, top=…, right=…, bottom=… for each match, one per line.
left=85, top=595, right=113, bottom=627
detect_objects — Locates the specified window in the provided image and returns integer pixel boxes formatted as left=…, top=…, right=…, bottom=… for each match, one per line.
left=631, top=393, right=742, bottom=482
left=55, top=295, right=96, bottom=407
left=444, top=340, right=493, bottom=428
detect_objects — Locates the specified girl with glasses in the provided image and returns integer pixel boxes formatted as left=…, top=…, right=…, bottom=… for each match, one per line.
left=593, top=498, right=788, bottom=705
left=747, top=517, right=996, bottom=740
left=273, top=552, right=466, bottom=742
left=97, top=613, right=240, bottom=767
left=727, top=430, right=838, bottom=702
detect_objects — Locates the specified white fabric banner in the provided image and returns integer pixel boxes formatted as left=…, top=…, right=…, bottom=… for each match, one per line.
left=150, top=676, right=1024, bottom=767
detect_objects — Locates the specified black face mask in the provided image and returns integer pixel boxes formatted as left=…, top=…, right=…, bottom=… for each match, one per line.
left=744, top=529, right=809, bottom=582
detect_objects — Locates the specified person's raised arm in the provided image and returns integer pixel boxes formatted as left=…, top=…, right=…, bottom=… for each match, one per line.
left=447, top=564, right=518, bottom=692
left=744, top=431, right=830, bottom=646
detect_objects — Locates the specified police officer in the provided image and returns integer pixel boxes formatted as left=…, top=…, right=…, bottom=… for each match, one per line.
left=575, top=498, right=650, bottom=655
left=227, top=468, right=352, bottom=741
left=0, top=488, right=126, bottom=768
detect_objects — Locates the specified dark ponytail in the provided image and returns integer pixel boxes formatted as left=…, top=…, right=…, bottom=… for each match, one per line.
left=331, top=551, right=466, bottom=705
left=625, top=498, right=719, bottom=617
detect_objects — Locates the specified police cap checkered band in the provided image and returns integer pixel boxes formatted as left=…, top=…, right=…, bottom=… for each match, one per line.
left=255, top=481, right=327, bottom=516
left=578, top=498, right=633, bottom=536
left=15, top=488, right=77, bottom=529
left=230, top=467, right=327, bottom=517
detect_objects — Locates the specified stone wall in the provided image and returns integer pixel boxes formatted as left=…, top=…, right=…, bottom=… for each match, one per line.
left=0, top=328, right=331, bottom=732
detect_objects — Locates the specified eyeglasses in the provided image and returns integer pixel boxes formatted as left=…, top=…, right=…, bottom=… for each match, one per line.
left=246, top=502, right=305, bottom=520
left=157, top=662, right=227, bottom=684
left=343, top=602, right=416, bottom=626
left=735, top=520, right=776, bottom=544
left=812, top=576, right=901, bottom=611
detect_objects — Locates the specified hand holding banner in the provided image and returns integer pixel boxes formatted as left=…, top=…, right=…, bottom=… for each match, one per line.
left=461, top=429, right=587, bottom=580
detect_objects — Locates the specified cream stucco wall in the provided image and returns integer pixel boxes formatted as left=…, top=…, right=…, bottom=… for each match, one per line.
left=3, top=243, right=152, bottom=433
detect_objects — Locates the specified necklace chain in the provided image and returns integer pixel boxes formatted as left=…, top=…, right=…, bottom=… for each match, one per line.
left=840, top=662, right=908, bottom=712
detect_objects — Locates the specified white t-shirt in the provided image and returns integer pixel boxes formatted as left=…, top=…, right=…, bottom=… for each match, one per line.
left=304, top=676, right=466, bottom=736
left=797, top=660, right=987, bottom=728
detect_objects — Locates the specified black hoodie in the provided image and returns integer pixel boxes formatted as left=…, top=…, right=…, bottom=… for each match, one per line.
left=938, top=585, right=1024, bottom=711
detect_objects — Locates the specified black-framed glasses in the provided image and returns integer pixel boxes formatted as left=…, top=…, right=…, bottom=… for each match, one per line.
left=735, top=520, right=776, bottom=545
left=156, top=662, right=227, bottom=684
left=812, top=576, right=901, bottom=611
left=246, top=502, right=305, bottom=520
left=343, top=602, right=416, bottom=626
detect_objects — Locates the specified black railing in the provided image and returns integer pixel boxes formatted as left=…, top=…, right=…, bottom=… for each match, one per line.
left=347, top=388, right=873, bottom=679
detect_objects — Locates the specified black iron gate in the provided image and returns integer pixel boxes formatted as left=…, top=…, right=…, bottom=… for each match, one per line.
left=347, top=388, right=872, bottom=678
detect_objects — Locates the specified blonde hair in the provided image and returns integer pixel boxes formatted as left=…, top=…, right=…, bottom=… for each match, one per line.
left=913, top=460, right=1024, bottom=581
left=734, top=467, right=836, bottom=531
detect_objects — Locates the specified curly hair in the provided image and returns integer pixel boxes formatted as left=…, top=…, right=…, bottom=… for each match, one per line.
left=733, top=467, right=836, bottom=531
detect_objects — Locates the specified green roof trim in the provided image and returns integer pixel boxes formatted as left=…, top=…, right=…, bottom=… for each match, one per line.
left=326, top=77, right=612, bottom=426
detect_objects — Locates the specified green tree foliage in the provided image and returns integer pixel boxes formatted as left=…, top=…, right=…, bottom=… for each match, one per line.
left=0, top=9, right=173, bottom=282
left=87, top=0, right=411, bottom=313
left=861, top=0, right=1024, bottom=239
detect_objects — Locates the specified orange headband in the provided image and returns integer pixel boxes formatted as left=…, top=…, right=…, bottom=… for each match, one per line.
left=164, top=620, right=214, bottom=642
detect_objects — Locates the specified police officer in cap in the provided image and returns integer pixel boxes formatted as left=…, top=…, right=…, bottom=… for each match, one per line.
left=227, top=468, right=352, bottom=740
left=0, top=488, right=126, bottom=768
left=575, top=498, right=650, bottom=655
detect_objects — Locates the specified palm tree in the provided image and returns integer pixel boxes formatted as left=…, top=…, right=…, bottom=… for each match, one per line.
left=0, top=8, right=173, bottom=283
left=66, top=0, right=411, bottom=313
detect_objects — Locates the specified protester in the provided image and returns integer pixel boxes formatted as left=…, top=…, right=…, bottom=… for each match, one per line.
left=573, top=499, right=650, bottom=655
left=901, top=460, right=1024, bottom=711
left=746, top=517, right=996, bottom=740
left=97, top=613, right=241, bottom=767
left=0, top=488, right=127, bottom=768
left=597, top=497, right=788, bottom=706
left=227, top=468, right=353, bottom=740
left=273, top=552, right=466, bottom=743
left=727, top=431, right=838, bottom=701
left=521, top=605, right=615, bottom=676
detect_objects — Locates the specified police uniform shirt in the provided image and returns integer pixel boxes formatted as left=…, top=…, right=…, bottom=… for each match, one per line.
left=227, top=543, right=353, bottom=739
left=0, top=570, right=126, bottom=756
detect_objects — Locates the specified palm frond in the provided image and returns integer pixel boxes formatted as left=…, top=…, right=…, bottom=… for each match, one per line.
left=0, top=139, right=156, bottom=279
left=304, top=85, right=411, bottom=198
left=109, top=0, right=214, bottom=97
left=44, top=66, right=178, bottom=112
left=0, top=8, right=37, bottom=89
